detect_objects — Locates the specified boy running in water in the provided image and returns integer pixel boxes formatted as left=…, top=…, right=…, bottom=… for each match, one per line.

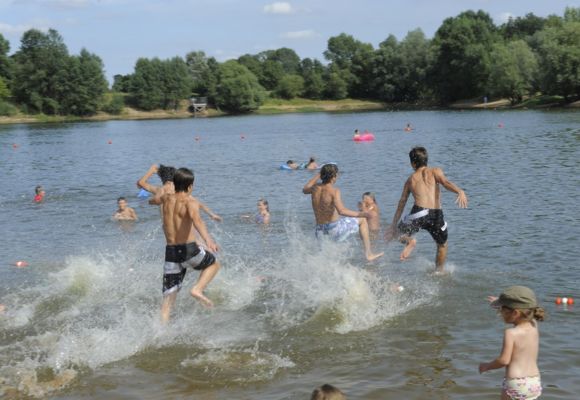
left=154, top=168, right=220, bottom=323
left=303, top=164, right=383, bottom=261
left=385, top=147, right=468, bottom=272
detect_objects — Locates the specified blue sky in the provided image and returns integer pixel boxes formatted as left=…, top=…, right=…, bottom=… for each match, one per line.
left=1, top=0, right=577, bottom=82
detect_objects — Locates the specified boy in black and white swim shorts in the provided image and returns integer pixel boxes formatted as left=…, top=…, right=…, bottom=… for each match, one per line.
left=163, top=242, right=216, bottom=296
left=398, top=205, right=448, bottom=246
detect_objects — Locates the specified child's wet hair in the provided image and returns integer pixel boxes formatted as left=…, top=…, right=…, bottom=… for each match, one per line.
left=117, top=196, right=126, bottom=203
left=157, top=164, right=176, bottom=184
left=286, top=160, right=295, bottom=165
left=320, top=164, right=338, bottom=184
left=502, top=305, right=546, bottom=322
left=311, top=384, right=346, bottom=400
left=35, top=185, right=43, bottom=194
left=258, top=198, right=269, bottom=212
left=362, top=191, right=376, bottom=202
left=409, top=146, right=428, bottom=168
left=173, top=168, right=194, bottom=192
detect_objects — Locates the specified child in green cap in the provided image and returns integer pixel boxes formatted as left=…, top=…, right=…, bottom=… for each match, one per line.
left=479, top=286, right=545, bottom=399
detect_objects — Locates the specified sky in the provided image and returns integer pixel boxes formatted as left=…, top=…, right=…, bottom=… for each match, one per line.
left=1, top=0, right=578, bottom=83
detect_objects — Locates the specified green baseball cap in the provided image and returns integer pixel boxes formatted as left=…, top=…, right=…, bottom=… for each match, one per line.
left=491, top=286, right=538, bottom=309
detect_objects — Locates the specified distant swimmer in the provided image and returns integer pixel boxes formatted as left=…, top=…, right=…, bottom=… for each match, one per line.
left=353, top=129, right=360, bottom=139
left=305, top=157, right=319, bottom=170
left=241, top=198, right=270, bottom=225
left=404, top=123, right=413, bottom=132
left=155, top=168, right=221, bottom=322
left=303, top=164, right=383, bottom=262
left=34, top=185, right=45, bottom=202
left=385, top=146, right=468, bottom=273
left=113, top=197, right=138, bottom=221
left=286, top=160, right=300, bottom=170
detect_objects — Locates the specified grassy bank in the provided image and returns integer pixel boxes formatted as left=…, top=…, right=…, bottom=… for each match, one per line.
left=1, top=96, right=577, bottom=126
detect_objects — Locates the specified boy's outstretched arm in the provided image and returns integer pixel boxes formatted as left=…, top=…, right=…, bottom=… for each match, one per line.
left=334, top=189, right=364, bottom=218
left=302, top=172, right=320, bottom=194
left=137, top=164, right=160, bottom=194
left=385, top=181, right=411, bottom=241
left=189, top=201, right=219, bottom=253
left=199, top=201, right=222, bottom=222
left=434, top=168, right=468, bottom=208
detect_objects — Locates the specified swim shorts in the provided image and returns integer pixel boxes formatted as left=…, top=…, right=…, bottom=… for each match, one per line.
left=315, top=217, right=359, bottom=242
left=502, top=376, right=542, bottom=400
left=398, top=205, right=448, bottom=245
left=162, top=242, right=216, bottom=296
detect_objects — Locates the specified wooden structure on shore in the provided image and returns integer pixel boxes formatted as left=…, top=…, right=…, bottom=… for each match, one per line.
left=190, top=97, right=207, bottom=116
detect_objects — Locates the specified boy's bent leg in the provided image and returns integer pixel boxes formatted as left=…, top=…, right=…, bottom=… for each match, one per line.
left=191, top=260, right=221, bottom=307
left=399, top=235, right=417, bottom=261
left=357, top=218, right=384, bottom=261
left=161, top=291, right=178, bottom=324
left=435, top=242, right=448, bottom=273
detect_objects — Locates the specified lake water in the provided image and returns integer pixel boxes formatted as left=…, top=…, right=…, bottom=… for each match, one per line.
left=0, top=110, right=579, bottom=399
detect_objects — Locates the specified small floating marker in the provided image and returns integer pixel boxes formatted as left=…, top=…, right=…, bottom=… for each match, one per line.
left=14, top=261, right=28, bottom=268
left=12, top=143, right=19, bottom=149
left=240, top=134, right=245, bottom=140
left=498, top=123, right=504, bottom=128
left=556, top=297, right=574, bottom=305
left=194, top=136, right=200, bottom=141
left=556, top=297, right=562, bottom=305
left=397, top=285, right=405, bottom=292
left=107, top=140, right=112, bottom=144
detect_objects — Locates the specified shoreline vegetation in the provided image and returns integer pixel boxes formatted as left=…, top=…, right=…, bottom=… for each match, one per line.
left=1, top=96, right=578, bottom=126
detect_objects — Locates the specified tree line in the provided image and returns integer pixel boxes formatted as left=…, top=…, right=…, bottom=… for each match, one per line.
left=0, top=7, right=579, bottom=116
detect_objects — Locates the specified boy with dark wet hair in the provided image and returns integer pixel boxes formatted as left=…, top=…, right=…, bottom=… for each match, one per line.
left=303, top=164, right=383, bottom=261
left=113, top=196, right=138, bottom=220
left=385, top=146, right=468, bottom=272
left=155, top=167, right=221, bottom=323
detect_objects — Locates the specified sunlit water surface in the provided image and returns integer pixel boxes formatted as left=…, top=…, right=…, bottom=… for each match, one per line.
left=0, top=110, right=579, bottom=399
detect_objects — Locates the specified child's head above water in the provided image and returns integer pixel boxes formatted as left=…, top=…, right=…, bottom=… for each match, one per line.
left=311, top=384, right=346, bottom=400
left=491, top=286, right=545, bottom=322
left=257, top=198, right=269, bottom=212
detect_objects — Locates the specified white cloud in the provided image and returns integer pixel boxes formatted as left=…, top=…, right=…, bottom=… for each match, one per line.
left=281, top=29, right=317, bottom=39
left=263, top=2, right=293, bottom=15
left=497, top=12, right=514, bottom=24
left=0, top=22, right=36, bottom=35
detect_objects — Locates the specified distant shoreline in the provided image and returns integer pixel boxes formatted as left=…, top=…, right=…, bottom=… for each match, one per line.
left=1, top=97, right=578, bottom=126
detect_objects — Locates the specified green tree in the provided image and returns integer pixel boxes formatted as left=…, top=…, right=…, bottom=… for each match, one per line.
left=0, top=34, right=13, bottom=85
left=487, top=40, right=538, bottom=104
left=0, top=76, right=10, bottom=99
left=500, top=13, right=546, bottom=40
left=274, top=74, right=304, bottom=99
left=535, top=19, right=580, bottom=101
left=215, top=60, right=265, bottom=113
left=112, top=74, right=132, bottom=92
left=259, top=59, right=284, bottom=90
left=12, top=29, right=69, bottom=114
left=324, top=72, right=348, bottom=99
left=430, top=10, right=499, bottom=102
left=324, top=33, right=374, bottom=98
left=300, top=58, right=326, bottom=99
left=58, top=49, right=108, bottom=116
left=161, top=56, right=193, bottom=110
left=129, top=57, right=165, bottom=110
left=269, top=47, right=301, bottom=74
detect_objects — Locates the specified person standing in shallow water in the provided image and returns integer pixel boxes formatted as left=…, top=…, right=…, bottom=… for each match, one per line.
left=152, top=168, right=221, bottom=323
left=385, top=146, right=467, bottom=272
left=303, top=163, right=383, bottom=261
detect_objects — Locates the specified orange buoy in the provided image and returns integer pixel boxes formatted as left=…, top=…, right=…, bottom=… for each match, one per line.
left=15, top=261, right=28, bottom=268
left=12, top=143, right=19, bottom=149
left=107, top=140, right=112, bottom=144
left=568, top=297, right=575, bottom=305
left=498, top=123, right=504, bottom=128
left=241, top=135, right=246, bottom=140
left=555, top=297, right=562, bottom=305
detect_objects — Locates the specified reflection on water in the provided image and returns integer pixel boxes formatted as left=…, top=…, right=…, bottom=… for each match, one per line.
left=0, top=110, right=579, bottom=399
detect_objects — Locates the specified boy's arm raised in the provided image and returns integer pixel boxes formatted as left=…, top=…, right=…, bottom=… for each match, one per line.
left=189, top=200, right=219, bottom=253
left=434, top=168, right=468, bottom=208
left=137, top=164, right=160, bottom=194
left=302, top=173, right=320, bottom=194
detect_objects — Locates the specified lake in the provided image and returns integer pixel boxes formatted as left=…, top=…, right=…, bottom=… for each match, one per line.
left=0, top=110, right=579, bottom=399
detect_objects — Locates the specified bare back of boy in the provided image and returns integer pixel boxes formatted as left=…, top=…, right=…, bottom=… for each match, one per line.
left=407, top=167, right=444, bottom=209
left=310, top=184, right=341, bottom=224
left=161, top=192, right=200, bottom=245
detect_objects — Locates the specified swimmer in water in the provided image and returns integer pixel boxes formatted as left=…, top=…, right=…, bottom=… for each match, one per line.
left=385, top=146, right=468, bottom=272
left=286, top=160, right=300, bottom=170
left=113, top=197, right=138, bottom=220
left=405, top=123, right=413, bottom=132
left=34, top=185, right=45, bottom=202
left=305, top=157, right=319, bottom=170
left=241, top=198, right=270, bottom=224
left=154, top=167, right=221, bottom=322
left=303, top=164, right=383, bottom=262
left=353, top=129, right=360, bottom=139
